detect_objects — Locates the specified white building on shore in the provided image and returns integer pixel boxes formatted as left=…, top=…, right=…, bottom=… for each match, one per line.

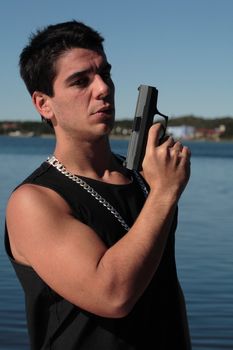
left=167, top=125, right=195, bottom=139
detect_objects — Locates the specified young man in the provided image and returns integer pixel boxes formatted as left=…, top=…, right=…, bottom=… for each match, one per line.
left=5, top=21, right=191, bottom=349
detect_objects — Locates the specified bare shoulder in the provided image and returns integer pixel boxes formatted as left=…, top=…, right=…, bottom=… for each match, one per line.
left=7, top=183, right=71, bottom=215
left=6, top=183, right=72, bottom=265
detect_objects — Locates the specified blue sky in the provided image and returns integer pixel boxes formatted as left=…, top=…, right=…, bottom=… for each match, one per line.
left=0, top=0, right=232, bottom=121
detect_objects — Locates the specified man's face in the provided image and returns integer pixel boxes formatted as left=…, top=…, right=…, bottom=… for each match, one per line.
left=49, top=47, right=115, bottom=140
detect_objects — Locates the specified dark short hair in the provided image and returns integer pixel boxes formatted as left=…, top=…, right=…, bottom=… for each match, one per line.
left=19, top=20, right=104, bottom=97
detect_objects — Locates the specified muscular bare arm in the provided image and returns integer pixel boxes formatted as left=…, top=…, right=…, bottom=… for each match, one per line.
left=6, top=124, right=190, bottom=318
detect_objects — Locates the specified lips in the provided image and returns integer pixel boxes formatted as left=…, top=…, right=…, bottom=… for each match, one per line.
left=92, top=105, right=114, bottom=115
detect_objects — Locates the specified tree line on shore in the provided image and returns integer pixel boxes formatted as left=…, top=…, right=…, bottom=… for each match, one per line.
left=0, top=115, right=233, bottom=139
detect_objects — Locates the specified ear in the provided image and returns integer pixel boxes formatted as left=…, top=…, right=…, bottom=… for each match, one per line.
left=32, top=91, right=54, bottom=121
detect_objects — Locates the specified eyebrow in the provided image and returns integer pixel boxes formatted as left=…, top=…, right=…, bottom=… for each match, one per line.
left=64, top=63, right=112, bottom=85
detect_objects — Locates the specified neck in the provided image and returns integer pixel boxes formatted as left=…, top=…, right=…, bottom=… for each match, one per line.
left=53, top=135, right=128, bottom=184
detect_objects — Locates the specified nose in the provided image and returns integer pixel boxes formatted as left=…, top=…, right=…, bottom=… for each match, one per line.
left=93, top=74, right=112, bottom=100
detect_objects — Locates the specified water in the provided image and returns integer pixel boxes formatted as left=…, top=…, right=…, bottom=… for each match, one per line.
left=0, top=135, right=233, bottom=349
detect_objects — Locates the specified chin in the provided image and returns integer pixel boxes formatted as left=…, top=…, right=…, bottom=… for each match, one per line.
left=97, top=125, right=113, bottom=138
left=96, top=115, right=114, bottom=134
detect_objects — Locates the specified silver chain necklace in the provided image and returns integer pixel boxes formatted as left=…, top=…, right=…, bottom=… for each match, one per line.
left=47, top=155, right=148, bottom=231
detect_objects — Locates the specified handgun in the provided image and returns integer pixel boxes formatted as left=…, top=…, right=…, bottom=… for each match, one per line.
left=124, top=85, right=168, bottom=171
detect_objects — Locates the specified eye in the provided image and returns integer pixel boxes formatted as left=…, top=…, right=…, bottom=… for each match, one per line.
left=72, top=77, right=89, bottom=87
left=70, top=76, right=90, bottom=88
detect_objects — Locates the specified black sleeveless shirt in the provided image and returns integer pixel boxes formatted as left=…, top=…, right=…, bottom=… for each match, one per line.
left=5, top=160, right=191, bottom=349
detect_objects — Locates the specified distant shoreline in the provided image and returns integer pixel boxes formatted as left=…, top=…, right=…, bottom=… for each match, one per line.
left=0, top=133, right=233, bottom=143
left=1, top=116, right=233, bottom=141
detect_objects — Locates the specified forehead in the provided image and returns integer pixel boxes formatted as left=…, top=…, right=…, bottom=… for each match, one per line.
left=54, top=48, right=107, bottom=78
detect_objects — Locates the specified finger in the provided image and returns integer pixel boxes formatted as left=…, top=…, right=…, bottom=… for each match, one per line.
left=178, top=146, right=191, bottom=166
left=169, top=142, right=190, bottom=158
left=172, top=141, right=183, bottom=152
left=147, top=123, right=165, bottom=147
left=162, top=135, right=175, bottom=148
left=169, top=147, right=181, bottom=167
left=168, top=144, right=190, bottom=167
left=181, top=145, right=191, bottom=157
